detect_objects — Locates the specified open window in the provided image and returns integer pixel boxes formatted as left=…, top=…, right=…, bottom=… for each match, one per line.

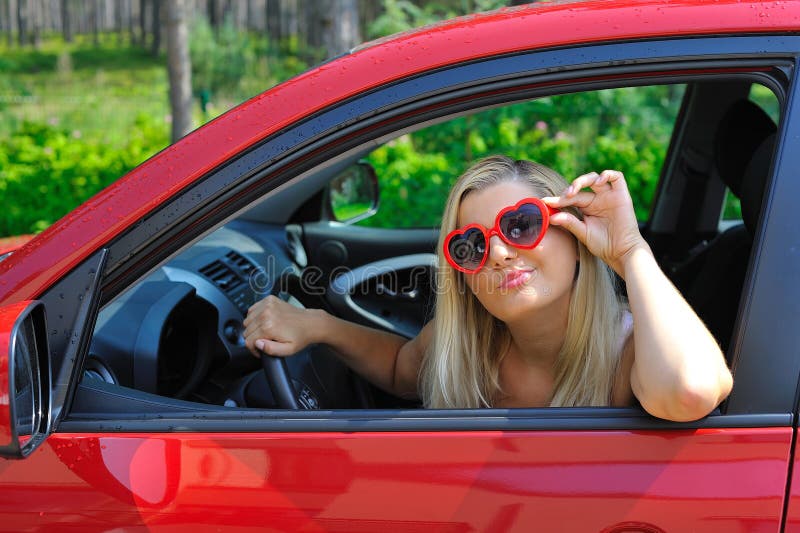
left=65, top=65, right=784, bottom=428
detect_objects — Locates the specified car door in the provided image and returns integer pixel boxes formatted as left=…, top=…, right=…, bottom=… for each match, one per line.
left=2, top=18, right=800, bottom=533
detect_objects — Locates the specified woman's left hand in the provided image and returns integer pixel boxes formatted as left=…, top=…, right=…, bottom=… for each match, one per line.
left=542, top=170, right=648, bottom=277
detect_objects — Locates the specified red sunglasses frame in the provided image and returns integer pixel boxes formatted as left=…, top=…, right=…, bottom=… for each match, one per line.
left=443, top=197, right=559, bottom=274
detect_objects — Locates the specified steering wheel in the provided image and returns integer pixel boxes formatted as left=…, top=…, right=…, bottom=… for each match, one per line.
left=258, top=273, right=304, bottom=409
left=255, top=271, right=366, bottom=410
left=260, top=349, right=302, bottom=409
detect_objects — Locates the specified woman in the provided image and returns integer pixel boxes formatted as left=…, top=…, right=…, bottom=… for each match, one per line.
left=243, top=155, right=733, bottom=421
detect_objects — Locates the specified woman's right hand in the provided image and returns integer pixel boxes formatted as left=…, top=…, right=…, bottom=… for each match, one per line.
left=243, top=295, right=325, bottom=357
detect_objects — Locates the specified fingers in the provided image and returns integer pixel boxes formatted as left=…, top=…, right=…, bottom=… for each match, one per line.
left=243, top=294, right=281, bottom=328
left=565, top=170, right=625, bottom=196
left=256, top=338, right=296, bottom=357
left=600, top=169, right=625, bottom=190
left=543, top=190, right=596, bottom=210
left=244, top=326, right=295, bottom=358
left=243, top=294, right=287, bottom=357
left=549, top=211, right=587, bottom=242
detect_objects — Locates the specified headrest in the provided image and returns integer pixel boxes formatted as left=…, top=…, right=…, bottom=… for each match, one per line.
left=740, top=132, right=775, bottom=235
left=714, top=99, right=777, bottom=198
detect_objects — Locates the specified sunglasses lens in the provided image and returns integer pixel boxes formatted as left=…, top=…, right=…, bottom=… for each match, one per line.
left=447, top=228, right=486, bottom=271
left=499, top=203, right=543, bottom=246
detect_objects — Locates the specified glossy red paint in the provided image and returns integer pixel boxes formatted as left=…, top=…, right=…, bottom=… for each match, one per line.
left=0, top=301, right=32, bottom=448
left=0, top=235, right=32, bottom=257
left=781, top=452, right=800, bottom=532
left=0, top=0, right=798, bottom=306
left=0, top=427, right=791, bottom=531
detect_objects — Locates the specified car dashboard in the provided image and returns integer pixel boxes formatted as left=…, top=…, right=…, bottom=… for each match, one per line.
left=86, top=221, right=360, bottom=410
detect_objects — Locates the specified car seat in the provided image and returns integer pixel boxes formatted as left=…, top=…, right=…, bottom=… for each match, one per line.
left=675, top=99, right=776, bottom=354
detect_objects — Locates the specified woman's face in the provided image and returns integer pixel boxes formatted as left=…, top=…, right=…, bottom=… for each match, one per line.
left=457, top=181, right=578, bottom=324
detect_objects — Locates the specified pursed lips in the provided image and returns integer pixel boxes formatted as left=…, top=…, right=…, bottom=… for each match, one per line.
left=498, top=268, right=535, bottom=290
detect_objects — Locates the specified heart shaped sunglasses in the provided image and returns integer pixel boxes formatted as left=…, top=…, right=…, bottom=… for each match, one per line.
left=443, top=197, right=559, bottom=274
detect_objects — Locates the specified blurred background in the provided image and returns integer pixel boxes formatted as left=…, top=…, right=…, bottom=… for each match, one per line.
left=0, top=0, right=746, bottom=239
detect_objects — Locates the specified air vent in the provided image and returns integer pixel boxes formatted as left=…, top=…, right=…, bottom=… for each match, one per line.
left=200, top=251, right=258, bottom=313
left=225, top=250, right=255, bottom=276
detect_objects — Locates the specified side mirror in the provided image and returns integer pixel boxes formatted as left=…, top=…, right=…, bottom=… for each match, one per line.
left=327, top=162, right=379, bottom=224
left=0, top=301, right=50, bottom=458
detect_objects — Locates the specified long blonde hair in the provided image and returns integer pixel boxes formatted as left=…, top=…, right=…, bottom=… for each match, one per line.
left=420, top=155, right=627, bottom=409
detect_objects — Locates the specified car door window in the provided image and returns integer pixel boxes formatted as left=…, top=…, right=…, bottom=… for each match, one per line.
left=76, top=74, right=784, bottom=419
left=360, top=84, right=685, bottom=229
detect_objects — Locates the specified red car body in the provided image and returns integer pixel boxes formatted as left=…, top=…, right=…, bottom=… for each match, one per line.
left=2, top=1, right=800, bottom=531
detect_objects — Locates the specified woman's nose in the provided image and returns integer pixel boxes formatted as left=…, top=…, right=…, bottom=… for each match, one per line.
left=488, top=235, right=517, bottom=265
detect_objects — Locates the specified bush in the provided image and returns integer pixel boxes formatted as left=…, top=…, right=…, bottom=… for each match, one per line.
left=0, top=115, right=168, bottom=237
left=189, top=16, right=254, bottom=98
left=364, top=86, right=683, bottom=228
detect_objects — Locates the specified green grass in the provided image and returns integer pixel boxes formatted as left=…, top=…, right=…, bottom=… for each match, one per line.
left=0, top=38, right=171, bottom=148
left=0, top=33, right=313, bottom=149
left=0, top=34, right=314, bottom=237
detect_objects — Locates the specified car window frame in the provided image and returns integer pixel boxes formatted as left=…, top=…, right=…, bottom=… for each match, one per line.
left=40, top=35, right=800, bottom=433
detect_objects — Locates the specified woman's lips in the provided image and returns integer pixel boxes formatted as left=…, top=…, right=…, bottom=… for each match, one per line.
left=498, top=269, right=535, bottom=290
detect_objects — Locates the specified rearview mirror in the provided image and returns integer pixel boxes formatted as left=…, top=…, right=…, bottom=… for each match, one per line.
left=327, top=162, right=379, bottom=224
left=0, top=301, right=50, bottom=458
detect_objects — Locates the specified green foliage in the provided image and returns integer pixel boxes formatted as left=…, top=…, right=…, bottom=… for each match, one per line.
left=188, top=17, right=315, bottom=116
left=0, top=116, right=168, bottom=236
left=189, top=16, right=254, bottom=97
left=367, top=0, right=507, bottom=39
left=364, top=85, right=685, bottom=228
left=368, top=0, right=438, bottom=37
left=0, top=19, right=689, bottom=238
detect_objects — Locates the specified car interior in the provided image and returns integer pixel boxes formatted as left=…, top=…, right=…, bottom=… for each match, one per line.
left=72, top=75, right=781, bottom=417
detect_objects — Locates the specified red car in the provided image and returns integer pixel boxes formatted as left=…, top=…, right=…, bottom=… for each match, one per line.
left=2, top=1, right=800, bottom=530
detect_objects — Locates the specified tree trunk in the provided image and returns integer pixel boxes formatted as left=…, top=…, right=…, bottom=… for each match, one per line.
left=207, top=0, right=220, bottom=30
left=6, top=0, right=14, bottom=47
left=304, top=0, right=325, bottom=51
left=128, top=0, right=136, bottom=45
left=325, top=0, right=359, bottom=58
left=17, top=0, right=26, bottom=46
left=61, top=0, right=72, bottom=42
left=281, top=0, right=297, bottom=46
left=116, top=0, right=124, bottom=45
left=265, top=0, right=279, bottom=44
left=150, top=0, right=160, bottom=55
left=358, top=0, right=380, bottom=40
left=245, top=0, right=255, bottom=30
left=91, top=0, right=99, bottom=46
left=31, top=0, right=40, bottom=48
left=140, top=0, right=147, bottom=48
left=166, top=0, right=192, bottom=142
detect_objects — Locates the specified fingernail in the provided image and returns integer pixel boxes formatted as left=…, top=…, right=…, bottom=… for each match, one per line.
left=566, top=186, right=573, bottom=195
left=256, top=340, right=265, bottom=351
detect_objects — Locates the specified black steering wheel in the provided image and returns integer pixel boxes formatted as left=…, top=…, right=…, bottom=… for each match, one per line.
left=260, top=349, right=302, bottom=409
left=259, top=273, right=304, bottom=409
left=256, top=271, right=363, bottom=410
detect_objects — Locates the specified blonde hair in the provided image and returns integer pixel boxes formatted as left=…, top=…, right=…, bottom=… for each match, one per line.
left=420, top=155, right=627, bottom=409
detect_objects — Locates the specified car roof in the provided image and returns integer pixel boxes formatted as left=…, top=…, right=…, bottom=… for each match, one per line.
left=1, top=0, right=798, bottom=305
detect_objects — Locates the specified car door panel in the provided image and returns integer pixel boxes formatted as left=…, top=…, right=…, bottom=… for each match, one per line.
left=302, top=223, right=438, bottom=335
left=0, top=426, right=791, bottom=530
left=302, top=222, right=438, bottom=270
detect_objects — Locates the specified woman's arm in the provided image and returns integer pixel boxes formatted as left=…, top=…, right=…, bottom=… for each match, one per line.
left=544, top=170, right=733, bottom=421
left=243, top=295, right=430, bottom=398
left=621, top=243, right=732, bottom=421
